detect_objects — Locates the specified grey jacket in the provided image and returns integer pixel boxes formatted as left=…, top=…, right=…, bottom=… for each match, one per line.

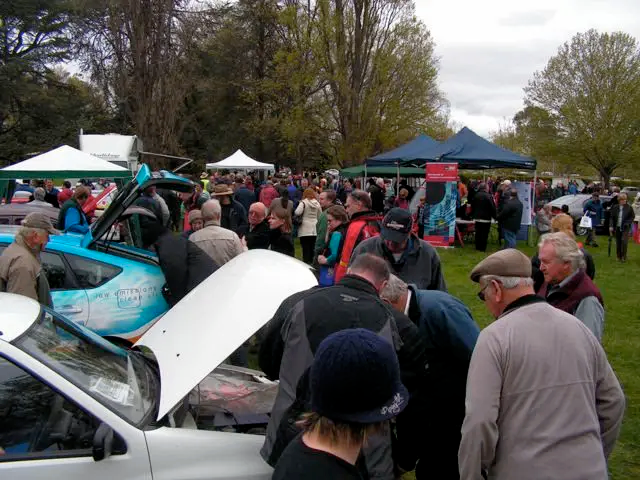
left=459, top=297, right=625, bottom=480
left=0, top=236, right=52, bottom=307
left=350, top=234, right=447, bottom=291
left=188, top=221, right=243, bottom=267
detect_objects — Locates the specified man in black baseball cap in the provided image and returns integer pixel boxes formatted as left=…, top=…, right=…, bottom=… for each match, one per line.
left=272, top=328, right=408, bottom=480
left=349, top=208, right=447, bottom=291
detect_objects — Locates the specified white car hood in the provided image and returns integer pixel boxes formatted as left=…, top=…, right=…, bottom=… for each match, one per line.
left=135, top=249, right=317, bottom=420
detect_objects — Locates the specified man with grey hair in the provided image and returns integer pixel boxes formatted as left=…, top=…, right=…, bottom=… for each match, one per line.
left=189, top=199, right=243, bottom=267
left=459, top=248, right=625, bottom=480
left=29, top=187, right=55, bottom=208
left=0, top=213, right=59, bottom=306
left=380, top=274, right=478, bottom=479
left=537, top=232, right=604, bottom=340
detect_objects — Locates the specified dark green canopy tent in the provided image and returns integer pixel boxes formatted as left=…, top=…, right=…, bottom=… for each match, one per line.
left=340, top=165, right=425, bottom=178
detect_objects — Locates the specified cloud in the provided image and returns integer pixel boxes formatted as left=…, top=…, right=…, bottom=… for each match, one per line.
left=499, top=10, right=556, bottom=27
left=415, top=0, right=640, bottom=138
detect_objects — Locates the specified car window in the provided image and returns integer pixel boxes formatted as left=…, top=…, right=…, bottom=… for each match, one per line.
left=64, top=254, right=122, bottom=289
left=0, top=218, right=9, bottom=225
left=0, top=356, right=99, bottom=460
left=41, top=252, right=68, bottom=290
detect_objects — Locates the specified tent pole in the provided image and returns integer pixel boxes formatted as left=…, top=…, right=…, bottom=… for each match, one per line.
left=529, top=169, right=538, bottom=247
left=396, top=161, right=400, bottom=196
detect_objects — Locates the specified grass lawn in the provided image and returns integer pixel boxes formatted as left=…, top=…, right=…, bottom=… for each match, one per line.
left=294, top=233, right=640, bottom=479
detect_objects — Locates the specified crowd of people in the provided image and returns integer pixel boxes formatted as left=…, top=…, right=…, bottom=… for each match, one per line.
left=0, top=170, right=633, bottom=479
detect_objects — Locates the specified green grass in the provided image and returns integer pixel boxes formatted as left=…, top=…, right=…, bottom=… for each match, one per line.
left=294, top=234, right=640, bottom=479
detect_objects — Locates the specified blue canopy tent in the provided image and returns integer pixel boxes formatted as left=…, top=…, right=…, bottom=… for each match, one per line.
left=366, top=134, right=440, bottom=166
left=412, top=127, right=536, bottom=170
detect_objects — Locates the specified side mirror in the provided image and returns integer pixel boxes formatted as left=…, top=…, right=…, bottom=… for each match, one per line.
left=92, top=422, right=114, bottom=461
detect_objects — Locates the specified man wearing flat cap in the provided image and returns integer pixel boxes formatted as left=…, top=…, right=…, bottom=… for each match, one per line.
left=0, top=213, right=59, bottom=306
left=458, top=249, right=625, bottom=480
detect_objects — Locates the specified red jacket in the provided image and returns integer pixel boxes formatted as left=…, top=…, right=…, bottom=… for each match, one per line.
left=259, top=185, right=280, bottom=208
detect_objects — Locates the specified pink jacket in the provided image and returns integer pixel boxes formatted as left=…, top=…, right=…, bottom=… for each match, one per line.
left=259, top=185, right=280, bottom=208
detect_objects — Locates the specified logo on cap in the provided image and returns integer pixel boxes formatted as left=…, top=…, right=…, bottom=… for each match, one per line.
left=381, top=392, right=404, bottom=415
left=385, top=220, right=406, bottom=231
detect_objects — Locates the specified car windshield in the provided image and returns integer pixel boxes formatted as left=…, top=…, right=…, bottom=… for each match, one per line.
left=13, top=307, right=159, bottom=427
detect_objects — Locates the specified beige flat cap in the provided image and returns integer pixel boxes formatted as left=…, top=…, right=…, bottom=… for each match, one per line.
left=470, top=248, right=532, bottom=283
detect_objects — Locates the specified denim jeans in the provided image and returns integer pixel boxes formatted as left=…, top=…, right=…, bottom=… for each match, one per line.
left=503, top=229, right=517, bottom=249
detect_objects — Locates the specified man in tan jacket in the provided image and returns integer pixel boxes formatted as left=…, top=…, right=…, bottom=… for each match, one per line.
left=459, top=249, right=625, bottom=480
left=189, top=199, right=243, bottom=267
left=0, top=213, right=59, bottom=307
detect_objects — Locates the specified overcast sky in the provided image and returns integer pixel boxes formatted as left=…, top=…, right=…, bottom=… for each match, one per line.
left=415, top=0, right=640, bottom=137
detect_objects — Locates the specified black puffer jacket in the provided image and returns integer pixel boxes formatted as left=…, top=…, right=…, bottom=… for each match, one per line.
left=470, top=190, right=496, bottom=221
left=497, top=197, right=524, bottom=232
left=148, top=226, right=218, bottom=306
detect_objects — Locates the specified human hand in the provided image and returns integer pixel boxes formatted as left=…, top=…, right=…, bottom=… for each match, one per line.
left=317, top=255, right=327, bottom=265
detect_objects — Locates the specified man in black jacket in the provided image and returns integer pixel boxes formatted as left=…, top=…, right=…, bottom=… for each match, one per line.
left=211, top=183, right=249, bottom=237
left=470, top=182, right=496, bottom=252
left=259, top=253, right=428, bottom=479
left=140, top=216, right=218, bottom=306
left=246, top=202, right=271, bottom=250
left=609, top=192, right=635, bottom=262
left=497, top=189, right=523, bottom=249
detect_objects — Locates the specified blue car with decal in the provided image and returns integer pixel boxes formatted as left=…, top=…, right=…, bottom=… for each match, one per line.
left=0, top=165, right=195, bottom=344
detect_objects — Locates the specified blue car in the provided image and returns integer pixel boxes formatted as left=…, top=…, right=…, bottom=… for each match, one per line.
left=0, top=165, right=195, bottom=344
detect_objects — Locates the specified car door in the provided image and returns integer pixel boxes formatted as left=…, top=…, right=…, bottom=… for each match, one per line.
left=0, top=244, right=89, bottom=326
left=0, top=352, right=152, bottom=480
left=43, top=251, right=90, bottom=326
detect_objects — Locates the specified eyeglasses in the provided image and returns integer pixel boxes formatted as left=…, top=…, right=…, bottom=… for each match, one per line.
left=477, top=283, right=490, bottom=301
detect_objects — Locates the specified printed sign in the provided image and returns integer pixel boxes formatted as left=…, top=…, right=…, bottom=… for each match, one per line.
left=117, top=288, right=141, bottom=309
left=423, top=163, right=458, bottom=247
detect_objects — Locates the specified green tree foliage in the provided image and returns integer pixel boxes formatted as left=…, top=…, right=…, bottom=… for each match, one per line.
left=314, top=0, right=445, bottom=166
left=0, top=0, right=74, bottom=162
left=525, top=30, right=640, bottom=186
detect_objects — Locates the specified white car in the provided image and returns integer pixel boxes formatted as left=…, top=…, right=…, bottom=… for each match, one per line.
left=0, top=250, right=317, bottom=479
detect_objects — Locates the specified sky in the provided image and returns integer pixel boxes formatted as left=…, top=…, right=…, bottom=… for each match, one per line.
left=414, top=0, right=640, bottom=137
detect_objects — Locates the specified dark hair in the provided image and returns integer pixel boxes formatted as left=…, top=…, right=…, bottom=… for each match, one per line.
left=561, top=204, right=569, bottom=214
left=349, top=190, right=372, bottom=209
left=325, top=205, right=348, bottom=224
left=63, top=181, right=71, bottom=189
left=510, top=189, right=518, bottom=198
left=280, top=188, right=290, bottom=209
left=322, top=189, right=337, bottom=202
left=73, top=186, right=91, bottom=201
left=477, top=182, right=487, bottom=192
left=349, top=253, right=390, bottom=285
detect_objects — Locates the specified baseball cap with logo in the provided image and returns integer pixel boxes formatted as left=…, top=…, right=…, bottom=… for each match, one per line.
left=380, top=208, right=413, bottom=243
left=21, top=212, right=60, bottom=235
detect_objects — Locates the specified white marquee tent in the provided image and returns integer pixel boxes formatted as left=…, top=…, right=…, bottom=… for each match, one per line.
left=0, top=145, right=132, bottom=179
left=206, top=149, right=274, bottom=171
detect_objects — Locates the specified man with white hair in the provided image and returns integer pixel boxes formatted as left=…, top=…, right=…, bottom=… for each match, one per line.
left=245, top=202, right=270, bottom=250
left=29, top=187, right=55, bottom=208
left=0, top=213, right=59, bottom=306
left=537, top=232, right=604, bottom=340
left=460, top=249, right=625, bottom=480
left=189, top=199, right=243, bottom=267
left=380, top=275, right=479, bottom=479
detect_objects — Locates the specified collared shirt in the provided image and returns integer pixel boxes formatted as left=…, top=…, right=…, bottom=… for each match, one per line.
left=403, top=289, right=412, bottom=316
left=189, top=221, right=243, bottom=267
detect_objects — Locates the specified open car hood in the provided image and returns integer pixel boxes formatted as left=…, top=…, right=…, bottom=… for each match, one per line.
left=134, top=249, right=318, bottom=420
left=81, top=164, right=195, bottom=247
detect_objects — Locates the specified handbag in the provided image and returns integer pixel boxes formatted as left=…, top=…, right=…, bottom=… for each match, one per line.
left=293, top=201, right=305, bottom=226
left=579, top=214, right=592, bottom=229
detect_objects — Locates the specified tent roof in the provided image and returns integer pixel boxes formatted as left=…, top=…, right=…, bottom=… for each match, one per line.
left=366, top=134, right=440, bottom=165
left=340, top=165, right=425, bottom=178
left=206, top=149, right=274, bottom=170
left=421, top=127, right=536, bottom=170
left=0, top=145, right=132, bottom=179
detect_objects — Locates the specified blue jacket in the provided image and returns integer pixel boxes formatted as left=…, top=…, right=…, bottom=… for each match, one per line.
left=410, top=287, right=479, bottom=359
left=583, top=199, right=603, bottom=224
left=234, top=186, right=256, bottom=213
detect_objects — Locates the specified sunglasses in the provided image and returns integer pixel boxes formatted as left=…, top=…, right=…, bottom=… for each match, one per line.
left=477, top=283, right=490, bottom=301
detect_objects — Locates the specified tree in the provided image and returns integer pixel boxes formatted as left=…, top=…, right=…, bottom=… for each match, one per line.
left=73, top=0, right=197, bottom=164
left=525, top=30, right=640, bottom=187
left=0, top=0, right=73, bottom=160
left=315, top=0, right=445, bottom=166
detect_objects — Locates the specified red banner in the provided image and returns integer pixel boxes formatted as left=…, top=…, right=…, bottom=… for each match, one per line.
left=426, top=163, right=458, bottom=182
